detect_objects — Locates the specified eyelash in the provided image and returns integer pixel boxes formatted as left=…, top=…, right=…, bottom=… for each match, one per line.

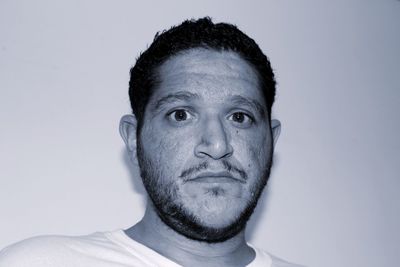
left=165, top=109, right=255, bottom=127
left=228, top=112, right=255, bottom=125
left=166, top=109, right=193, bottom=123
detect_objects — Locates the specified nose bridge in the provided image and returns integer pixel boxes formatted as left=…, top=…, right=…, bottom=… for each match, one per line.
left=195, top=115, right=233, bottom=159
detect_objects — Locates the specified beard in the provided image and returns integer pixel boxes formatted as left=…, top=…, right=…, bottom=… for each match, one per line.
left=136, top=138, right=273, bottom=243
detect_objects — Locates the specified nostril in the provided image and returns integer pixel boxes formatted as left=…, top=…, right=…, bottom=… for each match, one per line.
left=194, top=118, right=233, bottom=159
left=194, top=138, right=233, bottom=160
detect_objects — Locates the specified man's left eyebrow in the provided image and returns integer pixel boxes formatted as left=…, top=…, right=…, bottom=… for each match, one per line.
left=230, top=95, right=267, bottom=118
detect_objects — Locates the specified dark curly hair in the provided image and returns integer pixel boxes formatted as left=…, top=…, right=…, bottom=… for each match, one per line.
left=129, top=17, right=276, bottom=132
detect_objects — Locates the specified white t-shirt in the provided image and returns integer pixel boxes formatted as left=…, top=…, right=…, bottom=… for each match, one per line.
left=0, top=230, right=304, bottom=267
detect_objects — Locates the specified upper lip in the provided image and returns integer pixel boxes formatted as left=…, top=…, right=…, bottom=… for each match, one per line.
left=191, top=171, right=245, bottom=183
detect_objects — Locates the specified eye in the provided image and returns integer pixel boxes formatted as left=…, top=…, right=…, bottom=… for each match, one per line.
left=167, top=109, right=193, bottom=122
left=228, top=112, right=254, bottom=127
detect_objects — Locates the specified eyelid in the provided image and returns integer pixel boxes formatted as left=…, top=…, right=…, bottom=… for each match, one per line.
left=166, top=106, right=195, bottom=116
left=166, top=107, right=195, bottom=124
left=228, top=112, right=253, bottom=122
left=227, top=111, right=256, bottom=129
left=228, top=109, right=256, bottom=121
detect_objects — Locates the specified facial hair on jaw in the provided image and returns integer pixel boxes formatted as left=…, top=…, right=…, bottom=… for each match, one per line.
left=136, top=138, right=273, bottom=243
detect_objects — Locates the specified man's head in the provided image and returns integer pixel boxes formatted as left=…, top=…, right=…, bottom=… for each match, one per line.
left=120, top=17, right=281, bottom=243
left=129, top=17, right=276, bottom=133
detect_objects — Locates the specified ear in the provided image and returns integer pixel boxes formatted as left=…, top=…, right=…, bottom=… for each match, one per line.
left=270, top=119, right=281, bottom=148
left=119, top=114, right=138, bottom=153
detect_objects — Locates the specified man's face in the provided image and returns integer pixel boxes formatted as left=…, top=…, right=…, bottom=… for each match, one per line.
left=136, top=48, right=275, bottom=242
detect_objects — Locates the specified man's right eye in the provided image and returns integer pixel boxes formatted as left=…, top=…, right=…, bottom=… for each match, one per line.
left=167, top=109, right=192, bottom=122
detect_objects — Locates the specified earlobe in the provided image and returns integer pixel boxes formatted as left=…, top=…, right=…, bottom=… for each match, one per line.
left=119, top=114, right=138, bottom=153
left=270, top=119, right=281, bottom=148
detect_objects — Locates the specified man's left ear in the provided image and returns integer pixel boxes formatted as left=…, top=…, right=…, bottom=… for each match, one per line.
left=270, top=119, right=281, bottom=148
left=119, top=114, right=138, bottom=154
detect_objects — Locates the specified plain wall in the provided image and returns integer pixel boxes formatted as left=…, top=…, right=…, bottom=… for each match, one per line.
left=0, top=1, right=399, bottom=266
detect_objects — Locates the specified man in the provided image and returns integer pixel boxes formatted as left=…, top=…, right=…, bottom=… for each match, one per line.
left=0, top=18, right=304, bottom=267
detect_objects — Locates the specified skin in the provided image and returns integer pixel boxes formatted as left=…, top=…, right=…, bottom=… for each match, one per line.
left=120, top=48, right=281, bottom=267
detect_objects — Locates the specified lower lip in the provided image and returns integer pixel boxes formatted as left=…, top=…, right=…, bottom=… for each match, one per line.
left=189, top=176, right=238, bottom=183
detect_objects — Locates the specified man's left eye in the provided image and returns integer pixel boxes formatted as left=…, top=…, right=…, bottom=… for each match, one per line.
left=228, top=112, right=253, bottom=126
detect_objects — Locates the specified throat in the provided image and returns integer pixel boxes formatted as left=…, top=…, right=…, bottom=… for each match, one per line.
left=124, top=203, right=255, bottom=267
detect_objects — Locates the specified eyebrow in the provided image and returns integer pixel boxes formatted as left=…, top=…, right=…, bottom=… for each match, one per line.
left=151, top=91, right=267, bottom=118
left=230, top=95, right=267, bottom=118
left=152, top=91, right=200, bottom=112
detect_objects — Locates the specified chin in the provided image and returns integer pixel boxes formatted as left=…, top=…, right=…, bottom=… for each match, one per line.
left=153, top=189, right=264, bottom=244
left=190, top=200, right=247, bottom=228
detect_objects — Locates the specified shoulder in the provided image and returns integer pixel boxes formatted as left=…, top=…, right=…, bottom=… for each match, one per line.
left=0, top=232, right=110, bottom=267
left=0, top=235, right=72, bottom=266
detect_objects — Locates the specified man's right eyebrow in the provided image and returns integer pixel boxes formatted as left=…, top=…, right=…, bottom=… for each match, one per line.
left=152, top=91, right=200, bottom=112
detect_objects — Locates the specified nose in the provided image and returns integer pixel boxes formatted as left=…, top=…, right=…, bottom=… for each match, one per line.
left=194, top=117, right=233, bottom=160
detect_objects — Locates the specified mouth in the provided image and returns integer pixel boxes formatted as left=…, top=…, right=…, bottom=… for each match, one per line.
left=189, top=171, right=245, bottom=184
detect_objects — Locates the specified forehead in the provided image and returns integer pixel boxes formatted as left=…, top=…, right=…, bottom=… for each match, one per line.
left=150, top=48, right=264, bottom=108
left=160, top=48, right=259, bottom=81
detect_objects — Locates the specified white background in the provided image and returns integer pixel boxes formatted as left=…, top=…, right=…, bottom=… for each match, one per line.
left=0, top=1, right=399, bottom=266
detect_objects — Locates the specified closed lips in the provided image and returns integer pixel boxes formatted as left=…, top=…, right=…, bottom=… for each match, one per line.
left=191, top=171, right=245, bottom=183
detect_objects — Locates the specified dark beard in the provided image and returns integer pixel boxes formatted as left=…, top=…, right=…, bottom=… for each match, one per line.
left=136, top=138, right=272, bottom=243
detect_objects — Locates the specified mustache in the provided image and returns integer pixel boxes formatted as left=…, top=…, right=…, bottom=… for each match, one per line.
left=179, top=160, right=248, bottom=180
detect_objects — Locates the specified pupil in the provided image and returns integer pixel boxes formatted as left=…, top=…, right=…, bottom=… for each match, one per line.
left=234, top=113, right=244, bottom=122
left=175, top=110, right=187, bottom=121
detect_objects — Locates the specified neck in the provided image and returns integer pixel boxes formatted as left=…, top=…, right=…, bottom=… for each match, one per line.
left=125, top=201, right=255, bottom=267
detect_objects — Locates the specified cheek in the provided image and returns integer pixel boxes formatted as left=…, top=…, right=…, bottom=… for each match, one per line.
left=233, top=130, right=271, bottom=173
left=232, top=131, right=270, bottom=161
left=141, top=124, right=193, bottom=172
left=253, top=135, right=270, bottom=160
